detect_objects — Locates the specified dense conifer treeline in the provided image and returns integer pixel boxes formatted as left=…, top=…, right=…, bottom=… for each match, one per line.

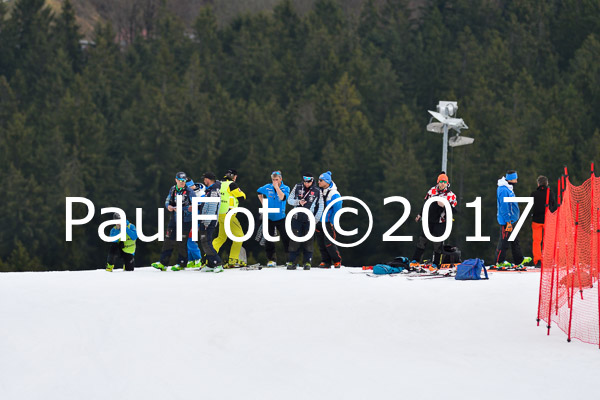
left=1, top=0, right=599, bottom=271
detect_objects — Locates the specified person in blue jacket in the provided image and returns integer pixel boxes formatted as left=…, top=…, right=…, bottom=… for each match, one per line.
left=106, top=213, right=137, bottom=272
left=316, top=171, right=342, bottom=268
left=496, top=170, right=525, bottom=266
left=186, top=178, right=204, bottom=268
left=257, top=170, right=291, bottom=267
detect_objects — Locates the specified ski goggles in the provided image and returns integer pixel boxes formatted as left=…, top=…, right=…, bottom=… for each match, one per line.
left=438, top=180, right=448, bottom=184
left=303, top=176, right=313, bottom=182
left=271, top=171, right=282, bottom=178
left=176, top=178, right=186, bottom=182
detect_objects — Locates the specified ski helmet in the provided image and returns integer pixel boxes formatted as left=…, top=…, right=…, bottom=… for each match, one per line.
left=224, top=169, right=238, bottom=180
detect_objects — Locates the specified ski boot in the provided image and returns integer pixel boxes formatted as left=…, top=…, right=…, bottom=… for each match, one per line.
left=186, top=260, right=197, bottom=269
left=494, top=261, right=513, bottom=271
left=226, top=259, right=245, bottom=269
left=171, top=264, right=185, bottom=271
left=286, top=262, right=296, bottom=270
left=407, top=260, right=420, bottom=272
left=105, top=263, right=114, bottom=272
left=230, top=260, right=247, bottom=268
left=200, top=266, right=214, bottom=272
left=213, top=265, right=224, bottom=273
left=318, top=262, right=331, bottom=269
left=333, top=262, right=342, bottom=268
left=520, top=257, right=532, bottom=266
left=266, top=261, right=277, bottom=268
left=515, top=258, right=530, bottom=271
left=303, top=262, right=311, bottom=270
left=152, top=261, right=167, bottom=271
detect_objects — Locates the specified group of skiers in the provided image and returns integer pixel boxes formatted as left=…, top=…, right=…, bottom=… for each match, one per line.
left=105, top=168, right=552, bottom=272
left=494, top=170, right=554, bottom=268
left=413, top=169, right=550, bottom=268
left=105, top=169, right=343, bottom=273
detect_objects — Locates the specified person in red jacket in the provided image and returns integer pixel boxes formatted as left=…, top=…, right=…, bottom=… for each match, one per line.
left=412, top=172, right=457, bottom=267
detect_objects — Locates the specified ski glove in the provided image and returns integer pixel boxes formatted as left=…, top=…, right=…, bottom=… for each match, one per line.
left=505, top=222, right=513, bottom=232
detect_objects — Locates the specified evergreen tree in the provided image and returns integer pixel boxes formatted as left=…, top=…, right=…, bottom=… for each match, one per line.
left=1, top=0, right=599, bottom=270
left=53, top=0, right=83, bottom=73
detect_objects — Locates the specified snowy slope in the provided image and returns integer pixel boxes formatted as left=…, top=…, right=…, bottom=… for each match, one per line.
left=1, top=267, right=598, bottom=400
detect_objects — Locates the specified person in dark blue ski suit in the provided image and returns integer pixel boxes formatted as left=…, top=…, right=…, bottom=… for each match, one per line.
left=286, top=173, right=324, bottom=270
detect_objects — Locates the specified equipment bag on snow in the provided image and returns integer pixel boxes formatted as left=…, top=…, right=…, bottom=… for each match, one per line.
left=441, top=245, right=461, bottom=265
left=455, top=258, right=488, bottom=280
left=386, top=256, right=410, bottom=269
left=372, top=264, right=404, bottom=275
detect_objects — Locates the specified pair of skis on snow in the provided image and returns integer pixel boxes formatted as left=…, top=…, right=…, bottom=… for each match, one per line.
left=351, top=264, right=457, bottom=279
left=362, top=270, right=456, bottom=279
left=239, top=263, right=286, bottom=271
left=487, top=265, right=536, bottom=272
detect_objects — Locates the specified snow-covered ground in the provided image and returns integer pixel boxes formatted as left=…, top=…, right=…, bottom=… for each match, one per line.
left=1, top=267, right=598, bottom=400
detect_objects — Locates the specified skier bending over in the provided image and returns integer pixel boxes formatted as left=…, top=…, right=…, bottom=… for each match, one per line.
left=106, top=213, right=137, bottom=272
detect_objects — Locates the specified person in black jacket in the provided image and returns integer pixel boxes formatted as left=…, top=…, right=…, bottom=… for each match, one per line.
left=285, top=173, right=324, bottom=270
left=152, top=171, right=196, bottom=271
left=530, top=175, right=556, bottom=268
left=199, top=172, right=223, bottom=272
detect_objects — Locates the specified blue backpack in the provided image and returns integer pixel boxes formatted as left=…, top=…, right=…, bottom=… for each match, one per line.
left=455, top=258, right=488, bottom=280
left=373, top=264, right=404, bottom=275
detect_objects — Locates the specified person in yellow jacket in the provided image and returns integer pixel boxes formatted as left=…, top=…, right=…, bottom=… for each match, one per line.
left=212, top=169, right=247, bottom=267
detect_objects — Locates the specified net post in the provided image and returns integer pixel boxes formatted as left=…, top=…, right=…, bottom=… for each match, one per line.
left=547, top=263, right=555, bottom=334
left=547, top=200, right=561, bottom=334
left=559, top=176, right=564, bottom=205
left=567, top=203, right=579, bottom=342
left=537, top=247, right=545, bottom=327
left=555, top=255, right=560, bottom=316
left=591, top=164, right=596, bottom=288
left=573, top=203, right=584, bottom=300
left=560, top=177, right=562, bottom=205
left=537, top=187, right=552, bottom=326
left=555, top=183, right=565, bottom=317
left=568, top=264, right=575, bottom=342
left=537, top=252, right=544, bottom=326
left=597, top=210, right=600, bottom=349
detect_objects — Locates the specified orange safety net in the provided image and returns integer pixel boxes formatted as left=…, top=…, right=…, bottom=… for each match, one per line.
left=537, top=167, right=600, bottom=346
